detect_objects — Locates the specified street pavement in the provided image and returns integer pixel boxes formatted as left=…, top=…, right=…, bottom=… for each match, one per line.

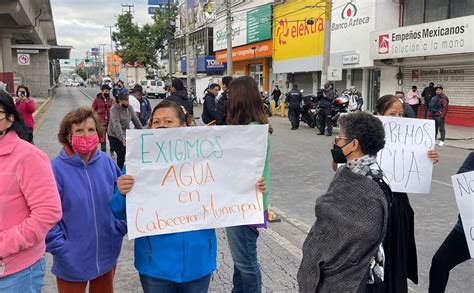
left=34, top=86, right=473, bottom=292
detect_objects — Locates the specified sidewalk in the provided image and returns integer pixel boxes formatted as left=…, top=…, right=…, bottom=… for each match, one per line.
left=444, top=124, right=474, bottom=150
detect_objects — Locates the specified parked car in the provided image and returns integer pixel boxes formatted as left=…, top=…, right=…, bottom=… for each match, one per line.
left=140, top=79, right=166, bottom=98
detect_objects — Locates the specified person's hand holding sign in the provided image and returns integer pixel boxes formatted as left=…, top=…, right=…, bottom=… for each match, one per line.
left=428, top=149, right=439, bottom=164
left=256, top=177, right=266, bottom=193
left=117, top=175, right=134, bottom=195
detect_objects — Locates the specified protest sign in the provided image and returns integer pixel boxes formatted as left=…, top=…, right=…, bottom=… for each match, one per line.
left=376, top=116, right=435, bottom=194
left=125, top=125, right=269, bottom=239
left=451, top=171, right=474, bottom=258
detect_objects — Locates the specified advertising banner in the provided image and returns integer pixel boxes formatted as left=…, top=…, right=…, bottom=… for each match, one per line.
left=215, top=40, right=272, bottom=63
left=272, top=0, right=325, bottom=73
left=125, top=125, right=269, bottom=239
left=371, top=15, right=474, bottom=60
left=247, top=3, right=272, bottom=44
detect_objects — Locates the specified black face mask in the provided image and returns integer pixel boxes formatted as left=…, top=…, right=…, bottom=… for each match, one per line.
left=331, top=141, right=353, bottom=164
left=104, top=93, right=110, bottom=98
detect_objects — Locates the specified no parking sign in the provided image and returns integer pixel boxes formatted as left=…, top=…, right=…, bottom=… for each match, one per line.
left=17, top=54, right=30, bottom=65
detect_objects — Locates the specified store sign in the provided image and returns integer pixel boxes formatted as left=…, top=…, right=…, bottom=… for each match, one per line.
left=215, top=40, right=272, bottom=63
left=17, top=49, right=39, bottom=54
left=411, top=68, right=466, bottom=83
left=328, top=66, right=342, bottom=81
left=213, top=13, right=247, bottom=51
left=342, top=54, right=360, bottom=65
left=273, top=0, right=325, bottom=73
left=331, top=0, right=376, bottom=68
left=205, top=57, right=226, bottom=70
left=247, top=3, right=272, bottom=44
left=371, top=15, right=474, bottom=59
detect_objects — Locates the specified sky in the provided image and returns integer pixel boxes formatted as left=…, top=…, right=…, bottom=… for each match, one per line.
left=50, top=0, right=153, bottom=60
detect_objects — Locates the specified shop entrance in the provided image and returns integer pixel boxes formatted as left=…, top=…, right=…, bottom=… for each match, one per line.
left=367, top=69, right=381, bottom=112
left=249, top=63, right=264, bottom=92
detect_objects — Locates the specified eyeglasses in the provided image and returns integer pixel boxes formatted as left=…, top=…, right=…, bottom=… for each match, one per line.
left=334, top=136, right=349, bottom=144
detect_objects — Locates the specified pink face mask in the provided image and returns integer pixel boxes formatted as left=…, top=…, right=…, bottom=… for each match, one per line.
left=71, top=133, right=99, bottom=156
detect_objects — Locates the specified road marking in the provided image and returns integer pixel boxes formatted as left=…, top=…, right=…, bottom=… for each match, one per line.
left=78, top=88, right=94, bottom=101
left=262, top=227, right=303, bottom=260
left=432, top=179, right=452, bottom=187
left=270, top=206, right=311, bottom=233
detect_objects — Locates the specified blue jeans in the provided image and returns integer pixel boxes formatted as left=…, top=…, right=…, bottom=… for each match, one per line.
left=226, top=226, right=261, bottom=293
left=139, top=273, right=211, bottom=293
left=0, top=258, right=45, bottom=293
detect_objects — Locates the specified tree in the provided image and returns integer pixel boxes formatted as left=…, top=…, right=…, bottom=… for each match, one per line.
left=112, top=7, right=177, bottom=70
left=74, top=67, right=87, bottom=80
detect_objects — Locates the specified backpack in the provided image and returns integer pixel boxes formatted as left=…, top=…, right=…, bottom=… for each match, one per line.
left=428, top=96, right=442, bottom=114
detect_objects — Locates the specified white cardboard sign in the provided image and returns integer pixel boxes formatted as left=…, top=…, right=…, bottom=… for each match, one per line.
left=376, top=116, right=435, bottom=194
left=125, top=125, right=269, bottom=239
left=451, top=171, right=474, bottom=258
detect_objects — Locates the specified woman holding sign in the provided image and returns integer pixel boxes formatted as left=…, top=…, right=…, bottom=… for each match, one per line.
left=225, top=76, right=272, bottom=293
left=111, top=100, right=268, bottom=293
left=46, top=107, right=126, bottom=292
left=429, top=152, right=474, bottom=293
left=368, top=95, right=440, bottom=293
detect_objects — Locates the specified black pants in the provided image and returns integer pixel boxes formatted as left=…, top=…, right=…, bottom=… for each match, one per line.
left=27, top=127, right=34, bottom=144
left=409, top=104, right=419, bottom=118
left=432, top=116, right=446, bottom=141
left=109, top=135, right=125, bottom=170
left=429, top=223, right=470, bottom=293
left=423, top=100, right=431, bottom=119
left=317, top=108, right=332, bottom=135
left=288, top=108, right=300, bottom=129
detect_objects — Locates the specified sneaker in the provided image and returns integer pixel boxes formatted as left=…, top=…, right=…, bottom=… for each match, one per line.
left=438, top=141, right=444, bottom=147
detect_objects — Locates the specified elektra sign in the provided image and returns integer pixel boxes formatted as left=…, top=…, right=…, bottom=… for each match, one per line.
left=371, top=15, right=474, bottom=59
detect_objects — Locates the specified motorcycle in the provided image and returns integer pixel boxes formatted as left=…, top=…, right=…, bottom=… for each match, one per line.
left=261, top=91, right=272, bottom=117
left=315, top=91, right=349, bottom=132
left=341, top=90, right=363, bottom=112
left=300, top=94, right=318, bottom=128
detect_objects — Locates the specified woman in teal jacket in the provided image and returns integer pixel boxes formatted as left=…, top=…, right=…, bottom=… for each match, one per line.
left=110, top=100, right=266, bottom=293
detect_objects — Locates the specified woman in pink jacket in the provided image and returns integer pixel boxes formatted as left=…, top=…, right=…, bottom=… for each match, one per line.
left=15, top=84, right=35, bottom=143
left=0, top=90, right=62, bottom=292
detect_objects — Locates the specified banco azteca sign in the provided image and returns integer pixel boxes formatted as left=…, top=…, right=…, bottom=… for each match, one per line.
left=371, top=15, right=474, bottom=59
left=332, top=1, right=370, bottom=31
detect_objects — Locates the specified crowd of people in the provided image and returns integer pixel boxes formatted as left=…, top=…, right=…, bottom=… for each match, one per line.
left=0, top=75, right=471, bottom=293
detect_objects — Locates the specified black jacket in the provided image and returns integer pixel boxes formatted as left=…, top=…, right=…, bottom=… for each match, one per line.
left=421, top=86, right=436, bottom=104
left=215, top=91, right=228, bottom=125
left=201, top=92, right=217, bottom=124
left=285, top=89, right=303, bottom=109
left=316, top=89, right=335, bottom=109
left=166, top=90, right=193, bottom=116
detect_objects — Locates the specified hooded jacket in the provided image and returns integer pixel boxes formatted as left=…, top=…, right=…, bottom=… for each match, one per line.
left=92, top=93, right=113, bottom=126
left=0, top=131, right=62, bottom=277
left=201, top=92, right=216, bottom=124
left=110, top=166, right=217, bottom=283
left=46, top=148, right=126, bottom=282
left=166, top=90, right=194, bottom=116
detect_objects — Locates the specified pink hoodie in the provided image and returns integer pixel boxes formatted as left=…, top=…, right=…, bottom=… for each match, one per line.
left=0, top=131, right=62, bottom=277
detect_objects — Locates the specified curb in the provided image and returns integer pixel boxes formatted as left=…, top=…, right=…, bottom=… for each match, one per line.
left=33, top=96, right=53, bottom=118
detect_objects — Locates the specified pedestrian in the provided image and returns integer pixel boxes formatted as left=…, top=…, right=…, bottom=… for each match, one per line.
left=0, top=90, right=62, bottom=292
left=14, top=84, right=35, bottom=143
left=371, top=94, right=440, bottom=293
left=225, top=76, right=272, bottom=293
left=46, top=107, right=126, bottom=293
left=112, top=80, right=124, bottom=100
left=131, top=85, right=151, bottom=126
left=92, top=84, right=113, bottom=152
left=428, top=151, right=473, bottom=293
left=215, top=76, right=232, bottom=125
left=271, top=85, right=282, bottom=107
left=395, top=91, right=416, bottom=118
left=428, top=85, right=449, bottom=146
left=285, top=84, right=303, bottom=130
left=422, top=82, right=436, bottom=119
left=165, top=79, right=194, bottom=125
left=201, top=83, right=220, bottom=124
left=298, top=112, right=389, bottom=292
left=315, top=82, right=336, bottom=135
left=107, top=87, right=142, bottom=170
left=406, top=86, right=421, bottom=117
left=110, top=99, right=267, bottom=293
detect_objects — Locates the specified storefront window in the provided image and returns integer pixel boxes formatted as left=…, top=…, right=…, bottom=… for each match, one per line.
left=425, top=0, right=449, bottom=22
left=451, top=0, right=474, bottom=18
left=403, top=0, right=425, bottom=25
left=249, top=64, right=264, bottom=92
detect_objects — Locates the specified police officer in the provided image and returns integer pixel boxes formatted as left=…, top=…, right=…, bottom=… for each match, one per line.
left=316, top=82, right=336, bottom=136
left=285, top=84, right=303, bottom=130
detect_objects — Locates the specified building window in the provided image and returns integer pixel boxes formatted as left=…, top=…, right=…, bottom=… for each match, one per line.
left=403, top=0, right=425, bottom=25
left=451, top=0, right=474, bottom=18
left=425, top=0, right=449, bottom=22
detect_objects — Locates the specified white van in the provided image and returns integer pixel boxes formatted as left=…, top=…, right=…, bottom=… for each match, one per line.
left=140, top=80, right=166, bottom=98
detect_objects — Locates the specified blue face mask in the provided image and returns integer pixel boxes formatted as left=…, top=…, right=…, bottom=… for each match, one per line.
left=331, top=140, right=353, bottom=164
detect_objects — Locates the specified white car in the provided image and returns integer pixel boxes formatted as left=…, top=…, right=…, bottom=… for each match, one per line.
left=141, top=80, right=166, bottom=98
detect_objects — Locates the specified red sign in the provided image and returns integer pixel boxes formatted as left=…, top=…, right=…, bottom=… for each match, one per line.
left=215, top=40, right=272, bottom=63
left=378, top=34, right=389, bottom=54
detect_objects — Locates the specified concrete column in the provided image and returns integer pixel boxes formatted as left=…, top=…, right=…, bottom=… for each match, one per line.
left=362, top=68, right=369, bottom=110
left=0, top=34, right=14, bottom=93
left=312, top=72, right=319, bottom=93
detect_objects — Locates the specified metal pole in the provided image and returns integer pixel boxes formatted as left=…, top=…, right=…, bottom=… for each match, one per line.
left=321, top=0, right=332, bottom=86
left=226, top=0, right=233, bottom=75
left=167, top=0, right=173, bottom=81
left=185, top=0, right=191, bottom=92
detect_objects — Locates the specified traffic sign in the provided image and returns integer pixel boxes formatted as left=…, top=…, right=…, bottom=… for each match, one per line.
left=17, top=53, right=30, bottom=66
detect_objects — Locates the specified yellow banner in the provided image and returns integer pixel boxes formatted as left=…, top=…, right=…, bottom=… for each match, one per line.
left=273, top=0, right=326, bottom=61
